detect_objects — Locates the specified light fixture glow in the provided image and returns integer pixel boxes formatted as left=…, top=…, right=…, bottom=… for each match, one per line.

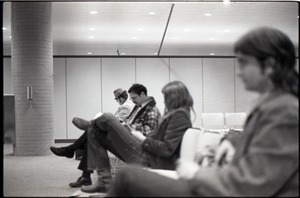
left=210, top=53, right=215, bottom=55
left=153, top=52, right=158, bottom=55
left=149, top=12, right=156, bottom=15
left=89, top=28, right=95, bottom=30
left=209, top=38, right=215, bottom=41
left=88, top=36, right=95, bottom=39
left=204, top=13, right=212, bottom=16
left=9, top=36, right=12, bottom=39
left=87, top=52, right=92, bottom=55
left=137, top=28, right=144, bottom=31
left=2, top=27, right=7, bottom=30
left=223, top=0, right=231, bottom=4
left=121, top=52, right=126, bottom=55
left=89, top=11, right=98, bottom=14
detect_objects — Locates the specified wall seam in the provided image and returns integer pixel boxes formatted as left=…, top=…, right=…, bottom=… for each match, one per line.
left=135, top=58, right=137, bottom=83
left=233, top=59, right=237, bottom=113
left=100, top=58, right=103, bottom=112
left=65, top=58, right=68, bottom=139
left=201, top=58, right=204, bottom=114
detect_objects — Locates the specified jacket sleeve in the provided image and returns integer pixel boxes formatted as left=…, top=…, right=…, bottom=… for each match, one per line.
left=187, top=104, right=299, bottom=196
left=142, top=111, right=191, bottom=158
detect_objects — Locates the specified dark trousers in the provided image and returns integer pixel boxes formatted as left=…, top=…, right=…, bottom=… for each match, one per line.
left=71, top=130, right=93, bottom=174
left=87, top=113, right=148, bottom=171
left=107, top=165, right=195, bottom=197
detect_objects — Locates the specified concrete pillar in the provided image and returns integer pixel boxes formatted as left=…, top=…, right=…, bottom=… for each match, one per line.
left=11, top=2, right=54, bottom=156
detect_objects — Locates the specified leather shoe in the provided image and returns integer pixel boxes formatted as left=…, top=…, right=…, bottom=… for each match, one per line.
left=50, top=146, right=74, bottom=158
left=69, top=176, right=92, bottom=188
left=72, top=117, right=91, bottom=131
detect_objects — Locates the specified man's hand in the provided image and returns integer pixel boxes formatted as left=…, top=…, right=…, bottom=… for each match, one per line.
left=131, top=130, right=146, bottom=142
left=214, top=139, right=236, bottom=166
left=176, top=158, right=200, bottom=180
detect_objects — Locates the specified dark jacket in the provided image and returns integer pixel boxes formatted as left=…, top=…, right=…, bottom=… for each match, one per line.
left=189, top=89, right=299, bottom=197
left=142, top=108, right=192, bottom=170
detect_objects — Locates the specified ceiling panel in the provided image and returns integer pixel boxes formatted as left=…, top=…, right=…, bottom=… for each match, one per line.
left=2, top=1, right=299, bottom=56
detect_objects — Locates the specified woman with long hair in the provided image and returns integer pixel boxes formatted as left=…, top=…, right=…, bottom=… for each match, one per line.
left=80, top=81, right=194, bottom=193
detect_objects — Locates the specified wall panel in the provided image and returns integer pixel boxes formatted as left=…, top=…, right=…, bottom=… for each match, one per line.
left=3, top=58, right=12, bottom=94
left=102, top=58, right=136, bottom=114
left=136, top=58, right=169, bottom=114
left=66, top=58, right=101, bottom=139
left=203, top=58, right=235, bottom=113
left=53, top=58, right=67, bottom=139
left=170, top=58, right=203, bottom=127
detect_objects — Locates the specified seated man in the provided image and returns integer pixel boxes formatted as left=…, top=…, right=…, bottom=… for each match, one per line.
left=49, top=86, right=155, bottom=187
left=107, top=27, right=299, bottom=197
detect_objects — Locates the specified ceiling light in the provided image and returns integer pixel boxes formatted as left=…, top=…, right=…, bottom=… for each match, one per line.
left=87, top=52, right=92, bottom=55
left=137, top=28, right=143, bottom=31
left=209, top=38, right=215, bottom=41
left=132, top=37, right=137, bottom=39
left=204, top=13, right=212, bottom=16
left=149, top=12, right=156, bottom=15
left=89, top=28, right=95, bottom=31
left=223, top=0, right=231, bottom=4
left=210, top=53, right=215, bottom=56
left=9, top=36, right=12, bottom=39
left=153, top=52, right=158, bottom=55
left=2, top=27, right=7, bottom=30
left=89, top=11, right=98, bottom=14
left=184, top=29, right=190, bottom=32
left=224, top=29, right=231, bottom=32
left=121, top=52, right=126, bottom=55
left=88, top=36, right=95, bottom=39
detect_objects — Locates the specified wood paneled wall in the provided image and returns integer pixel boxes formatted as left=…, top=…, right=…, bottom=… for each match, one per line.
left=6, top=57, right=297, bottom=139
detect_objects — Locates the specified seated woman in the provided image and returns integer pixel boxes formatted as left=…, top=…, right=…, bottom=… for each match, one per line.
left=78, top=81, right=194, bottom=193
left=107, top=27, right=299, bottom=197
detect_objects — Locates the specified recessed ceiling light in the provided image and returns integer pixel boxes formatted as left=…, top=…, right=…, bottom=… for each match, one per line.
left=89, top=11, right=98, bottom=14
left=153, top=52, right=158, bottom=55
left=9, top=36, right=12, bottom=39
left=87, top=52, right=92, bottom=55
left=137, top=28, right=144, bottom=31
left=121, top=52, right=126, bottom=55
left=223, top=0, right=231, bottom=4
left=184, top=29, right=190, bottom=32
left=204, top=13, right=212, bottom=16
left=210, top=53, right=215, bottom=55
left=89, top=28, right=95, bottom=31
left=88, top=36, right=95, bottom=39
left=149, top=12, right=156, bottom=15
left=209, top=38, right=215, bottom=41
left=2, top=27, right=7, bottom=30
left=224, top=29, right=231, bottom=32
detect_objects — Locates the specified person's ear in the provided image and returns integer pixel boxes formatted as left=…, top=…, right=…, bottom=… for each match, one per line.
left=264, top=57, right=276, bottom=75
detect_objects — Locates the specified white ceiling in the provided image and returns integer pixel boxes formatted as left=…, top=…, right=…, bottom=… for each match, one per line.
left=2, top=1, right=299, bottom=56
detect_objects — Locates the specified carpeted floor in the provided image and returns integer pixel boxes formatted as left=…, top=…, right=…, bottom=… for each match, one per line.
left=3, top=143, right=116, bottom=197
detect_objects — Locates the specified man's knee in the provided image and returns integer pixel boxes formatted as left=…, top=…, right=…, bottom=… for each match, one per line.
left=100, top=112, right=116, bottom=123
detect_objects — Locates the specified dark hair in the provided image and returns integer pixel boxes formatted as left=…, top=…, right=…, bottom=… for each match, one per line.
left=118, top=91, right=128, bottom=100
left=234, top=27, right=298, bottom=97
left=128, top=84, right=148, bottom=96
left=162, top=81, right=194, bottom=115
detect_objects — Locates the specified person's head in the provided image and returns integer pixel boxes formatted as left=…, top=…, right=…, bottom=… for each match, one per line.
left=162, top=81, right=194, bottom=114
left=113, top=88, right=128, bottom=105
left=234, top=27, right=298, bottom=97
left=128, top=84, right=148, bottom=105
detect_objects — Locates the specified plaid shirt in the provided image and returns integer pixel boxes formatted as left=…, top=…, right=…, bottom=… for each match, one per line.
left=126, top=97, right=161, bottom=136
